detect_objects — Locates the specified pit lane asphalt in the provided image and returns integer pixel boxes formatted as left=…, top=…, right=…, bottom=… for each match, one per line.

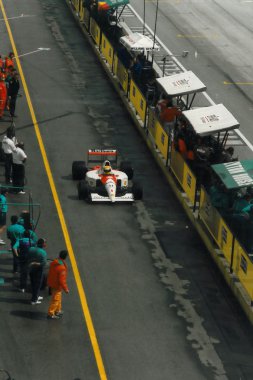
left=1, top=1, right=253, bottom=380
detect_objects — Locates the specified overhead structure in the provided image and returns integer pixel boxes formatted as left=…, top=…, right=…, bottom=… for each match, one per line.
left=212, top=160, right=253, bottom=189
left=119, top=32, right=160, bottom=53
left=156, top=71, right=207, bottom=109
left=182, top=104, right=240, bottom=136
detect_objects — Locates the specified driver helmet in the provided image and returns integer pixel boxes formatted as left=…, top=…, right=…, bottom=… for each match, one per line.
left=103, top=160, right=112, bottom=174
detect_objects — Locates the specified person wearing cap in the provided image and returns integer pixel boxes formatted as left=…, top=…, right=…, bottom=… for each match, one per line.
left=0, top=73, right=7, bottom=118
left=28, top=238, right=47, bottom=305
left=12, top=142, right=27, bottom=194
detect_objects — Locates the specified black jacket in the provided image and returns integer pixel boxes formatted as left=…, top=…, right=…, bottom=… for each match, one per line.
left=7, top=78, right=20, bottom=97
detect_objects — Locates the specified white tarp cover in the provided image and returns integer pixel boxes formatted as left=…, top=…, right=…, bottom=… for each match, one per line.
left=182, top=104, right=240, bottom=136
left=156, top=71, right=206, bottom=96
left=119, top=33, right=160, bottom=52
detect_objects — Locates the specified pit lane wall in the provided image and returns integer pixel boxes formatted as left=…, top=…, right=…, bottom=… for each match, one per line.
left=67, top=0, right=253, bottom=321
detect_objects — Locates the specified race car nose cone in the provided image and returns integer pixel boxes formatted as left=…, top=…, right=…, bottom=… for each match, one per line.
left=105, top=179, right=116, bottom=202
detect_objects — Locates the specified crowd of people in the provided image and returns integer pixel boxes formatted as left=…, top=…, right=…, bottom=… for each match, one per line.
left=0, top=52, right=69, bottom=320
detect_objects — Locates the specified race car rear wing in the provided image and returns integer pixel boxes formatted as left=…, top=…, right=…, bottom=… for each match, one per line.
left=87, top=149, right=118, bottom=165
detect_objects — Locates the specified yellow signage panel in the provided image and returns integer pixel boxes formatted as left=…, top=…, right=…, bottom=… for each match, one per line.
left=90, top=18, right=101, bottom=46
left=155, top=123, right=169, bottom=161
left=129, top=80, right=146, bottom=123
left=101, top=34, right=114, bottom=69
left=171, top=145, right=184, bottom=184
left=114, top=55, right=129, bottom=94
left=233, top=239, right=253, bottom=302
left=182, top=164, right=197, bottom=205
left=217, top=219, right=233, bottom=265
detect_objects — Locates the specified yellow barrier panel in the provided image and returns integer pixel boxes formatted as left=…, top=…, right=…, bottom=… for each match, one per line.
left=83, top=7, right=90, bottom=30
left=217, top=218, right=234, bottom=265
left=170, top=145, right=185, bottom=184
left=147, top=107, right=157, bottom=140
left=155, top=122, right=169, bottom=161
left=199, top=187, right=221, bottom=242
left=90, top=18, right=101, bottom=47
left=233, top=239, right=253, bottom=302
left=199, top=187, right=234, bottom=263
left=72, top=0, right=79, bottom=11
left=101, top=34, right=114, bottom=69
left=182, top=163, right=197, bottom=206
left=171, top=146, right=197, bottom=205
left=79, top=0, right=85, bottom=21
left=129, top=80, right=146, bottom=123
left=114, top=55, right=129, bottom=94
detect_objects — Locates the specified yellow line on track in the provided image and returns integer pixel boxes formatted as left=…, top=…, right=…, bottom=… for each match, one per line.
left=0, top=2, right=108, bottom=379
left=223, top=81, right=253, bottom=85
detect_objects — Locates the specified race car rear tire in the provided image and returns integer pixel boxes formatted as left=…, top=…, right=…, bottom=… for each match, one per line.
left=72, top=161, right=87, bottom=180
left=132, top=181, right=143, bottom=200
left=120, top=161, right=134, bottom=180
left=78, top=180, right=90, bottom=200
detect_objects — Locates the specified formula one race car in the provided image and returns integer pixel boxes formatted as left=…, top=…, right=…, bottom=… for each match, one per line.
left=72, top=149, right=143, bottom=203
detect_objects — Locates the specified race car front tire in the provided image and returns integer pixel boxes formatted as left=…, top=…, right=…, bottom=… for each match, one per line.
left=72, top=161, right=87, bottom=180
left=132, top=181, right=143, bottom=200
left=78, top=180, right=90, bottom=200
left=120, top=161, right=134, bottom=180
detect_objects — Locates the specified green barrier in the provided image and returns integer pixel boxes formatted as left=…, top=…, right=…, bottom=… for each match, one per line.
left=233, top=239, right=253, bottom=303
left=90, top=17, right=101, bottom=46
left=113, top=54, right=129, bottom=95
left=129, top=80, right=147, bottom=123
left=101, top=33, right=114, bottom=69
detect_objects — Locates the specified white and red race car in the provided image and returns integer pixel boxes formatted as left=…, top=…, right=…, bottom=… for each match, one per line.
left=72, top=149, right=143, bottom=203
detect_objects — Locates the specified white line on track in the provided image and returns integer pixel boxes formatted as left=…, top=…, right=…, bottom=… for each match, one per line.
left=0, top=13, right=35, bottom=21
left=128, top=4, right=253, bottom=152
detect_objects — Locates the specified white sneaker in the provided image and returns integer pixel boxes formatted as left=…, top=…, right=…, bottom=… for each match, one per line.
left=18, top=191, right=26, bottom=194
left=38, top=296, right=43, bottom=301
left=31, top=300, right=42, bottom=305
left=0, top=240, right=6, bottom=245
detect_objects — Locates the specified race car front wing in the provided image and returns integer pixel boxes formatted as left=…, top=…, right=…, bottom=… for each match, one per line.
left=90, top=192, right=134, bottom=202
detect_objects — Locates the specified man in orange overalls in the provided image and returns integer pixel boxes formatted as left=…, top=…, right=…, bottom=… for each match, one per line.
left=47, top=250, right=69, bottom=319
left=0, top=73, right=7, bottom=118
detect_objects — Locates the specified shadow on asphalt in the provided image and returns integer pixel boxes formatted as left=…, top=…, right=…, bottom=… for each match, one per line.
left=10, top=310, right=47, bottom=320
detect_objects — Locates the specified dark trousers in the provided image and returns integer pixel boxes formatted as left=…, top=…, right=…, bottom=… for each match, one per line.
left=12, top=251, right=19, bottom=273
left=9, top=95, right=17, bottom=117
left=19, top=261, right=28, bottom=289
left=29, top=265, right=43, bottom=302
left=4, top=153, right=13, bottom=182
left=12, top=163, right=25, bottom=191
